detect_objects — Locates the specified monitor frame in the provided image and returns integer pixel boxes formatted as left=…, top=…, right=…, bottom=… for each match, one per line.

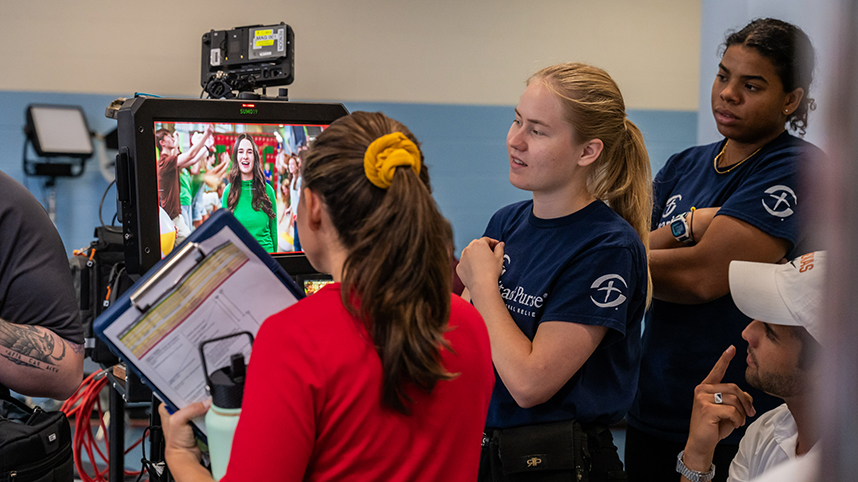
left=114, top=96, right=349, bottom=275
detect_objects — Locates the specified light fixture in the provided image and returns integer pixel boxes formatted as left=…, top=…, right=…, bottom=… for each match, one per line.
left=23, top=104, right=94, bottom=178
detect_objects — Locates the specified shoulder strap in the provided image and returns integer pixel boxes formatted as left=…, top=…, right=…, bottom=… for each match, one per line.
left=0, top=383, right=36, bottom=415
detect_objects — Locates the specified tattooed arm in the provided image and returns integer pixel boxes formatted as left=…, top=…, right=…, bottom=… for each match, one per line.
left=0, top=317, right=84, bottom=399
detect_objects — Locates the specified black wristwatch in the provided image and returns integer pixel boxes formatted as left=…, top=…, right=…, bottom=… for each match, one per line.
left=670, top=212, right=694, bottom=245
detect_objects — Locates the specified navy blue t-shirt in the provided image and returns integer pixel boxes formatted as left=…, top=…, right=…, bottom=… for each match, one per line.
left=483, top=199, right=647, bottom=429
left=627, top=131, right=822, bottom=444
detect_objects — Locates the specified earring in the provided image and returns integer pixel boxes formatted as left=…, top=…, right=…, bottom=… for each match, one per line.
left=784, top=109, right=789, bottom=114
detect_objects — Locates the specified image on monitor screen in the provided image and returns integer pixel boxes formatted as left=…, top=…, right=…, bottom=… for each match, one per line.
left=114, top=97, right=349, bottom=275
left=153, top=120, right=326, bottom=255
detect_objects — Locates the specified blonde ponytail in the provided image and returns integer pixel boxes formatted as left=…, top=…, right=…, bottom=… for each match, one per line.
left=530, top=63, right=653, bottom=305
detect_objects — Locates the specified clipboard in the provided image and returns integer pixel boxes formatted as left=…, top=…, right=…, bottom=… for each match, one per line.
left=93, top=209, right=305, bottom=436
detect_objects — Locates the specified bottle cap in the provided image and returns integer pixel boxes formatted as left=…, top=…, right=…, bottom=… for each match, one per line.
left=208, top=353, right=246, bottom=409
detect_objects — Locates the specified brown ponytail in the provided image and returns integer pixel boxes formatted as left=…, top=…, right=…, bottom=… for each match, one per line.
left=302, top=111, right=456, bottom=414
left=530, top=63, right=653, bottom=305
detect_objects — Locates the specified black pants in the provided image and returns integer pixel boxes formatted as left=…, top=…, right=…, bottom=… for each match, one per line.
left=479, top=424, right=625, bottom=482
left=623, top=425, right=738, bottom=482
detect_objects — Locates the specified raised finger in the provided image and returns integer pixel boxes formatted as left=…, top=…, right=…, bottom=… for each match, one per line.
left=702, top=345, right=735, bottom=385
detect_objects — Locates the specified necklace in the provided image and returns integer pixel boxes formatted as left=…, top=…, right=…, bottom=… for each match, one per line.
left=713, top=140, right=763, bottom=174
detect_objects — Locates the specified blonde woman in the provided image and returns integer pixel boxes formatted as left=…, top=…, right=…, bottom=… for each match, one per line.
left=459, top=63, right=652, bottom=481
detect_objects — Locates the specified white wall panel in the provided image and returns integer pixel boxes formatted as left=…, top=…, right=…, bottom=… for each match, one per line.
left=0, top=0, right=701, bottom=110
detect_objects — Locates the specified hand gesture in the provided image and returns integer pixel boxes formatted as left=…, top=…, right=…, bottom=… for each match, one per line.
left=457, top=237, right=505, bottom=293
left=204, top=159, right=229, bottom=188
left=684, top=345, right=756, bottom=468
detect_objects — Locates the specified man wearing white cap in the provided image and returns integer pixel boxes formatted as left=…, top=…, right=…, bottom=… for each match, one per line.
left=675, top=251, right=823, bottom=482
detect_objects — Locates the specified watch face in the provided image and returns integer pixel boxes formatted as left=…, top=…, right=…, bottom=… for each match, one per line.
left=671, top=219, right=686, bottom=237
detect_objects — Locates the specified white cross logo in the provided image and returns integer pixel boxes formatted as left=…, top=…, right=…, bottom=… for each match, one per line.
left=762, top=185, right=796, bottom=218
left=590, top=274, right=628, bottom=308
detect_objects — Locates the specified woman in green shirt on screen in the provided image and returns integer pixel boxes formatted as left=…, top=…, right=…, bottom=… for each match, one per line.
left=222, top=133, right=278, bottom=252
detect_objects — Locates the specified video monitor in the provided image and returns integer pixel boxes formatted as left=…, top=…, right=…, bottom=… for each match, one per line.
left=114, top=96, right=349, bottom=275
left=272, top=252, right=334, bottom=296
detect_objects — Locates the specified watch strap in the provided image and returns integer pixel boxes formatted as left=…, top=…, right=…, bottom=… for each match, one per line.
left=676, top=450, right=715, bottom=482
left=670, top=212, right=694, bottom=245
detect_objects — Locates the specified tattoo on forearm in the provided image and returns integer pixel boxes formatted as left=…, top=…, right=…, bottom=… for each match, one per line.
left=0, top=351, right=59, bottom=372
left=0, top=320, right=63, bottom=371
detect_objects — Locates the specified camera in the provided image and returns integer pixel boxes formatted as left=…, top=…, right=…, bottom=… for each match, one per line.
left=201, top=23, right=295, bottom=98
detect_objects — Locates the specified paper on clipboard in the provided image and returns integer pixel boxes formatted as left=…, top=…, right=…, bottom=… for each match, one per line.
left=101, top=226, right=299, bottom=434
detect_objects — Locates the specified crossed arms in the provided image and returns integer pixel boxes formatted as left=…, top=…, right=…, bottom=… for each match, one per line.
left=650, top=208, right=790, bottom=304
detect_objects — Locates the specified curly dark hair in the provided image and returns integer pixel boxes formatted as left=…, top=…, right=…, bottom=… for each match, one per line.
left=721, top=18, right=816, bottom=136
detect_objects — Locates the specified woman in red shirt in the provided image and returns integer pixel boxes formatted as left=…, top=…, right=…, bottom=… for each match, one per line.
left=160, top=111, right=495, bottom=481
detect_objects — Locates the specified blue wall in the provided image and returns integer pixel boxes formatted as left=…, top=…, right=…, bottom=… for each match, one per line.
left=0, top=92, right=697, bottom=256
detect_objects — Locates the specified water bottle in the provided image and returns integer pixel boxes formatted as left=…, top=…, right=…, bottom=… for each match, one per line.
left=199, top=332, right=253, bottom=481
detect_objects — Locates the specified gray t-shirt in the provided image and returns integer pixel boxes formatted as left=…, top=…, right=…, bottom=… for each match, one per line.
left=0, top=170, right=83, bottom=344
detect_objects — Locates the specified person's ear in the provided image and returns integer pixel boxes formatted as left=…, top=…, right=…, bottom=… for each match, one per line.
left=578, top=139, right=604, bottom=167
left=784, top=87, right=805, bottom=118
left=302, top=187, right=324, bottom=231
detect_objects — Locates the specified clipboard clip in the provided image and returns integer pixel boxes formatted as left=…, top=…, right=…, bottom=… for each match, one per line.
left=130, top=242, right=204, bottom=313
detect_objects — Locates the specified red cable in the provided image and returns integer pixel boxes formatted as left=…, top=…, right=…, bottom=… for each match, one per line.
left=61, top=369, right=146, bottom=482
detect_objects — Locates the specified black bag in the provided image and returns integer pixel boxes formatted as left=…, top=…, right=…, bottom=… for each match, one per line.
left=496, top=420, right=589, bottom=481
left=0, top=390, right=73, bottom=482
left=483, top=421, right=627, bottom=482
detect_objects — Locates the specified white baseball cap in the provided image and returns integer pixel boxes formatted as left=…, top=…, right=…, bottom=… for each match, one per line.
left=729, top=251, right=825, bottom=342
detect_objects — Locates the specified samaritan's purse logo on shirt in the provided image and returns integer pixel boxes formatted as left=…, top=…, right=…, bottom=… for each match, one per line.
left=762, top=185, right=796, bottom=218
left=590, top=274, right=627, bottom=308
left=497, top=253, right=545, bottom=318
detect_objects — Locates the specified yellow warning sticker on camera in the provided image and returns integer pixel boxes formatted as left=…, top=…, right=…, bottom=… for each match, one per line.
left=254, top=29, right=276, bottom=47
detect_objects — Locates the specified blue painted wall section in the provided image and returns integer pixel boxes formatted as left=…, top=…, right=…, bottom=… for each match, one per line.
left=346, top=102, right=698, bottom=254
left=0, top=92, right=696, bottom=257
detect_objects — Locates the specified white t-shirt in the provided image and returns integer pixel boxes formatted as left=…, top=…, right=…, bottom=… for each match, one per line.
left=728, top=404, right=816, bottom=482
left=748, top=450, right=820, bottom=482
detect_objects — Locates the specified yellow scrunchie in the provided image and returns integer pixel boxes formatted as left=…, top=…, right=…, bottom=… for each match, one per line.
left=364, top=132, right=421, bottom=189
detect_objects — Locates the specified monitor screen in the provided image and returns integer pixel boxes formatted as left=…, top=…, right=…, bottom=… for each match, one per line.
left=153, top=120, right=324, bottom=255
left=115, top=97, right=349, bottom=275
